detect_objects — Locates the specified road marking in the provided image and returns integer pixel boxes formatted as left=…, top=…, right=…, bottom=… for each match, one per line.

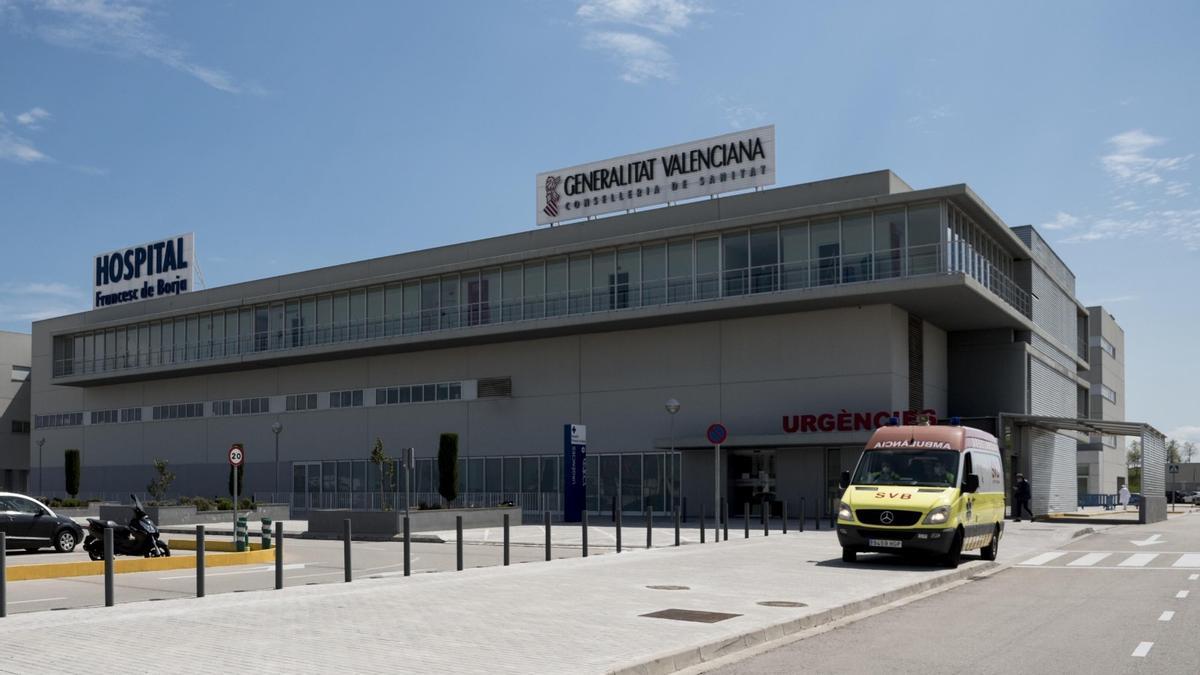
left=1176, top=590, right=1189, bottom=599
left=1132, top=534, right=1165, bottom=547
left=1158, top=611, right=1174, bottom=622
left=159, top=564, right=304, bottom=580
left=1019, top=551, right=1069, bottom=566
left=1068, top=553, right=1110, bottom=567
left=1172, top=554, right=1200, bottom=568
left=1118, top=554, right=1158, bottom=567
left=9, top=597, right=67, bottom=605
left=1190, top=574, right=1199, bottom=581
left=1131, top=642, right=1153, bottom=657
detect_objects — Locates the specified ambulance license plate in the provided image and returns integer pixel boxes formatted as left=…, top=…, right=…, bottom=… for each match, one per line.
left=869, top=539, right=902, bottom=548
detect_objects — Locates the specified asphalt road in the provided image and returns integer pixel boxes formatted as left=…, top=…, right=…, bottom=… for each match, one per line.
left=2, top=535, right=596, bottom=614
left=709, top=513, right=1200, bottom=674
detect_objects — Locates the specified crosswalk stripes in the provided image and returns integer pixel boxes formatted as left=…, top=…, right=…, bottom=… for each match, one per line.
left=1019, top=551, right=1200, bottom=568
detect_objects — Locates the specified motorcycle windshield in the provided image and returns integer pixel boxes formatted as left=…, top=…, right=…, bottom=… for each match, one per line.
left=139, top=517, right=158, bottom=535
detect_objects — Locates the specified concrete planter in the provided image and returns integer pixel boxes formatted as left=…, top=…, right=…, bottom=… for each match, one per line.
left=97, top=503, right=290, bottom=526
left=308, top=506, right=523, bottom=538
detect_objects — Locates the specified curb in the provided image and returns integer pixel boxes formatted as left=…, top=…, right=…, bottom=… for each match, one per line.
left=4, top=547, right=274, bottom=582
left=610, top=560, right=997, bottom=675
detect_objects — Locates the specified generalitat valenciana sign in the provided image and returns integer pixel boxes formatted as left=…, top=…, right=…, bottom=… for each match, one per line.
left=536, top=125, right=775, bottom=225
left=93, top=233, right=194, bottom=308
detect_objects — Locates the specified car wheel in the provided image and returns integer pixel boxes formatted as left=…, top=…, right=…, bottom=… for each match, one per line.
left=54, top=529, right=79, bottom=553
left=980, top=525, right=1000, bottom=561
left=842, top=547, right=857, bottom=563
left=943, top=529, right=963, bottom=569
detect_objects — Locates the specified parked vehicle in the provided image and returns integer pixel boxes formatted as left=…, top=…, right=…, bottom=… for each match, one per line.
left=0, top=492, right=85, bottom=553
left=1166, top=490, right=1189, bottom=503
left=1184, top=491, right=1200, bottom=505
left=82, top=494, right=169, bottom=560
left=836, top=423, right=1006, bottom=569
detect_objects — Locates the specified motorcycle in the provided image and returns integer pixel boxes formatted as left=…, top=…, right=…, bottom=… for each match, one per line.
left=83, top=494, right=170, bottom=560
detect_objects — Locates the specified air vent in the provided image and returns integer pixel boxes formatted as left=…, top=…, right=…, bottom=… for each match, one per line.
left=477, top=376, right=512, bottom=398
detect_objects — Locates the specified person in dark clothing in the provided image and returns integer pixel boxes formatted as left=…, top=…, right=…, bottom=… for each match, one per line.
left=1013, top=474, right=1034, bottom=521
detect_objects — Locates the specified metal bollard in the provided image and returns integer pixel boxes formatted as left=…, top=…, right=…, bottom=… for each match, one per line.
left=723, top=499, right=729, bottom=541
left=643, top=506, right=652, bottom=550
left=544, top=511, right=551, bottom=562
left=783, top=502, right=789, bottom=534
left=744, top=502, right=750, bottom=539
left=343, top=519, right=352, bottom=583
left=1, top=532, right=6, bottom=618
left=616, top=506, right=623, bottom=552
left=674, top=508, right=680, bottom=547
left=457, top=515, right=464, bottom=571
left=800, top=497, right=806, bottom=532
left=503, top=514, right=510, bottom=566
left=612, top=495, right=617, bottom=523
left=236, top=516, right=248, bottom=552
left=582, top=510, right=589, bottom=557
left=196, top=525, right=206, bottom=598
left=275, top=522, right=284, bottom=590
left=403, top=516, right=411, bottom=577
left=764, top=503, right=769, bottom=537
left=104, top=527, right=115, bottom=607
left=814, top=500, right=820, bottom=531
left=700, top=505, right=706, bottom=544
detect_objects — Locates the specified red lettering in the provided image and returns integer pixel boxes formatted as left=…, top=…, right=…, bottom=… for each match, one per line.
left=873, top=411, right=892, bottom=428
left=922, top=409, right=938, bottom=425
left=800, top=415, right=817, bottom=432
left=783, top=416, right=800, bottom=433
left=902, top=410, right=917, bottom=425
left=853, top=412, right=873, bottom=430
left=817, top=414, right=835, bottom=432
left=836, top=410, right=852, bottom=432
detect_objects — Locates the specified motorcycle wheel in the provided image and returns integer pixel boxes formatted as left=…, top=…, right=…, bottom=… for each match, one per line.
left=86, top=546, right=103, bottom=562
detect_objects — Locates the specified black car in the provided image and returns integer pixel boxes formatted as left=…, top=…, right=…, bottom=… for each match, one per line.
left=0, top=493, right=85, bottom=553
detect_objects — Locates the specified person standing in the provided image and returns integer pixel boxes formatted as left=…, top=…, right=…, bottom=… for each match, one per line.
left=1119, top=484, right=1131, bottom=511
left=1013, top=473, right=1034, bottom=521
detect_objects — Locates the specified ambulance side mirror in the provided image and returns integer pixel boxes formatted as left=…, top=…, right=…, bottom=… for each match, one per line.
left=963, top=474, right=980, bottom=494
left=839, top=471, right=851, bottom=490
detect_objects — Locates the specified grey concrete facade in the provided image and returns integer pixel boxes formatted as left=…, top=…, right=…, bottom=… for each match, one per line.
left=0, top=330, right=32, bottom=491
left=1077, top=305, right=1127, bottom=494
left=27, top=170, right=1106, bottom=517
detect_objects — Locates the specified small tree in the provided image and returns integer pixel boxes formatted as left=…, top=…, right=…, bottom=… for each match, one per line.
left=370, top=437, right=392, bottom=510
left=437, top=433, right=459, bottom=505
left=64, top=449, right=81, bottom=498
left=147, top=458, right=176, bottom=503
left=1126, top=440, right=1143, bottom=493
left=1167, top=439, right=1182, bottom=464
left=1184, top=441, right=1198, bottom=463
left=228, top=464, right=244, bottom=498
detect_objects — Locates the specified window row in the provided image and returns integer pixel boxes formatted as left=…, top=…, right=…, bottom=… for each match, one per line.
left=54, top=200, right=1032, bottom=379
left=11, top=420, right=30, bottom=433
left=286, top=394, right=319, bottom=412
left=34, top=413, right=83, bottom=429
left=88, top=406, right=143, bottom=425
left=212, top=397, right=271, bottom=416
left=152, top=403, right=204, bottom=421
left=375, top=382, right=462, bottom=406
left=330, top=390, right=364, bottom=409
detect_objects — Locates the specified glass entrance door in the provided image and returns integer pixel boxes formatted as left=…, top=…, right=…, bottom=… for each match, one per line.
left=292, top=462, right=322, bottom=511
left=729, top=450, right=776, bottom=517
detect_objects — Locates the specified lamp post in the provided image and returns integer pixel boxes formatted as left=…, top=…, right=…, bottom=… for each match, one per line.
left=271, top=422, right=283, bottom=501
left=665, top=399, right=680, bottom=513
left=36, top=437, right=45, bottom=496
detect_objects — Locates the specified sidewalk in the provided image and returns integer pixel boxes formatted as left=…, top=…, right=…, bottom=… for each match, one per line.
left=0, top=522, right=1099, bottom=674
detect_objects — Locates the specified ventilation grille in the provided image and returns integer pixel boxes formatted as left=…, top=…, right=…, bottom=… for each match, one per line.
left=908, top=315, right=924, bottom=410
left=477, top=377, right=513, bottom=398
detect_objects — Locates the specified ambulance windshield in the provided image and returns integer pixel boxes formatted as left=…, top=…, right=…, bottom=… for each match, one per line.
left=852, top=449, right=960, bottom=487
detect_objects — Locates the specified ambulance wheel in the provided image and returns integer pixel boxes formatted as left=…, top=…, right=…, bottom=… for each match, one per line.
left=980, top=526, right=1000, bottom=562
left=942, top=529, right=963, bottom=569
left=842, top=547, right=857, bottom=563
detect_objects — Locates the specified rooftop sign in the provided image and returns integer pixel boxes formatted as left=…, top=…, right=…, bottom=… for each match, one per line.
left=536, top=125, right=775, bottom=225
left=93, top=233, right=194, bottom=308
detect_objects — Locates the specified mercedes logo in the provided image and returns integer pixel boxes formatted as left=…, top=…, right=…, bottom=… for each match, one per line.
left=880, top=511, right=895, bottom=525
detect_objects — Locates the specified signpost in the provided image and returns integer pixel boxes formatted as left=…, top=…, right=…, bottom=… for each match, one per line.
left=563, top=425, right=587, bottom=522
left=707, top=424, right=728, bottom=541
left=228, top=444, right=244, bottom=547
left=402, top=447, right=415, bottom=518
left=1168, top=463, right=1180, bottom=512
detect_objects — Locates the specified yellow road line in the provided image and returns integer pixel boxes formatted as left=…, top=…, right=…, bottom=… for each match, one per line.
left=5, top=548, right=274, bottom=582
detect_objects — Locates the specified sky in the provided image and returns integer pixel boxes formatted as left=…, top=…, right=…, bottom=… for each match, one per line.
left=0, top=0, right=1197, bottom=443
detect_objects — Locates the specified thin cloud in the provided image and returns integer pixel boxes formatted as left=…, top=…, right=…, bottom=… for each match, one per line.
left=1101, top=129, right=1192, bottom=187
left=577, top=0, right=706, bottom=35
left=4, top=0, right=259, bottom=95
left=15, top=106, right=50, bottom=128
left=716, top=96, right=765, bottom=130
left=584, top=31, right=674, bottom=83
left=1167, top=425, right=1200, bottom=444
left=0, top=281, right=90, bottom=329
left=1041, top=211, right=1079, bottom=230
left=1087, top=294, right=1139, bottom=304
left=0, top=113, right=51, bottom=163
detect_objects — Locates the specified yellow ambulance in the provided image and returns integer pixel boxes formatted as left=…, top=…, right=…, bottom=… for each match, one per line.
left=836, top=423, right=1006, bottom=568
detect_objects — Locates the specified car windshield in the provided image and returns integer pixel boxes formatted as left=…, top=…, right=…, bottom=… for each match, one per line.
left=852, top=449, right=961, bottom=487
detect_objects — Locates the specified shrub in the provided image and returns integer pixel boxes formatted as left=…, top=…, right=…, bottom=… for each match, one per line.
left=192, top=497, right=213, bottom=512
left=239, top=498, right=254, bottom=510
left=147, top=458, right=176, bottom=502
left=48, top=497, right=63, bottom=507
left=215, top=497, right=233, bottom=511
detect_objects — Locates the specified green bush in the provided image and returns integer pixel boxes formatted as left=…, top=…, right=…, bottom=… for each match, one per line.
left=48, top=497, right=63, bottom=507
left=192, top=497, right=213, bottom=512
left=215, top=497, right=233, bottom=511
left=239, top=498, right=254, bottom=510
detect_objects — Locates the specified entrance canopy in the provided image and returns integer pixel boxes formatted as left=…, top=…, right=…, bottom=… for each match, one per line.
left=1000, top=414, right=1161, bottom=439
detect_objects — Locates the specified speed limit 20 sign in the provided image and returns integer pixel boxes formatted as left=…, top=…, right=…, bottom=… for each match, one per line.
left=228, top=444, right=245, bottom=467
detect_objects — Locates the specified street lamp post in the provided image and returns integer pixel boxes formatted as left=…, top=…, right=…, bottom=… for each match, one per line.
left=271, top=422, right=283, bottom=501
left=665, top=399, right=680, bottom=513
left=36, top=437, right=45, bottom=496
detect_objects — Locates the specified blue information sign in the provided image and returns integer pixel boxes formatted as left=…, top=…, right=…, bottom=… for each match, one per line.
left=563, top=424, right=587, bottom=522
left=706, top=423, right=728, bottom=446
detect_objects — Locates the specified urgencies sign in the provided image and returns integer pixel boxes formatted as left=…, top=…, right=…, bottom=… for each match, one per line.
left=536, top=125, right=775, bottom=225
left=93, top=234, right=194, bottom=308
left=782, top=409, right=940, bottom=433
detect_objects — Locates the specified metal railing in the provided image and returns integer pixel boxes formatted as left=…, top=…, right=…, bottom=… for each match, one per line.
left=53, top=242, right=1031, bottom=378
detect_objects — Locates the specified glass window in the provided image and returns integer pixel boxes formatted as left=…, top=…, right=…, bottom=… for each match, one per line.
left=172, top=320, right=186, bottom=362
left=284, top=301, right=299, bottom=348
left=367, top=286, right=384, bottom=338
left=423, top=384, right=435, bottom=402
left=523, top=262, right=545, bottom=319
left=479, top=268, right=500, bottom=325
left=420, top=279, right=439, bottom=332
left=460, top=272, right=481, bottom=326
left=469, top=458, right=484, bottom=494
left=253, top=306, right=268, bottom=351
left=225, top=310, right=238, bottom=355
left=695, top=237, right=720, bottom=299
left=907, top=203, right=942, bottom=275
left=384, top=283, right=403, bottom=336
left=641, top=243, right=666, bottom=305
left=503, top=457, right=521, bottom=493
left=780, top=222, right=809, bottom=290
left=502, top=265, right=523, bottom=322
left=436, top=383, right=449, bottom=401
left=540, top=456, right=558, bottom=493
left=317, top=294, right=332, bottom=344
left=586, top=455, right=599, bottom=512
left=840, top=213, right=872, bottom=283
left=644, top=453, right=664, bottom=512
left=873, top=208, right=906, bottom=279
left=811, top=217, right=840, bottom=286
left=440, top=274, right=459, bottom=329
left=621, top=454, right=642, bottom=512
left=546, top=258, right=567, bottom=317
left=722, top=231, right=749, bottom=296
left=115, top=328, right=127, bottom=368
left=616, top=248, right=640, bottom=309
left=268, top=303, right=283, bottom=350
left=750, top=227, right=778, bottom=293
left=349, top=289, right=366, bottom=340
left=485, top=457, right=502, bottom=492
left=591, top=251, right=614, bottom=311
left=211, top=313, right=224, bottom=359
left=402, top=282, right=420, bottom=334
left=332, top=292, right=349, bottom=342
left=301, top=297, right=316, bottom=346
left=521, top=457, right=540, bottom=492
left=667, top=240, right=692, bottom=303
left=568, top=254, right=590, bottom=314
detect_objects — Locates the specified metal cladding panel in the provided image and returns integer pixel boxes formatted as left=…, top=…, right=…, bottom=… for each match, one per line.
left=1029, top=357, right=1077, bottom=513
left=1031, top=333, right=1075, bottom=371
left=1141, top=431, right=1166, bottom=495
left=1031, top=268, right=1076, bottom=349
